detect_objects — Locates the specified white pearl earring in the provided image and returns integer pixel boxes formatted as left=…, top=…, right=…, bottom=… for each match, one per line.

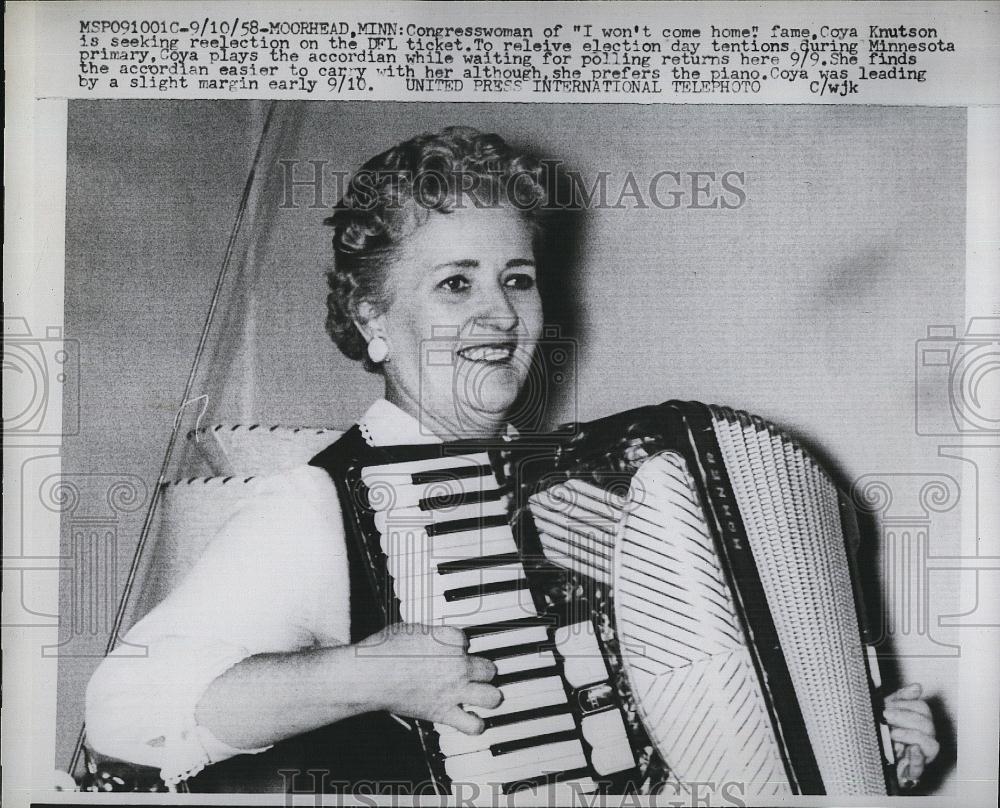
left=367, top=336, right=389, bottom=363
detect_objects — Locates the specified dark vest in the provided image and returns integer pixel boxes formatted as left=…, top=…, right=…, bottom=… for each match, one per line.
left=188, top=427, right=427, bottom=794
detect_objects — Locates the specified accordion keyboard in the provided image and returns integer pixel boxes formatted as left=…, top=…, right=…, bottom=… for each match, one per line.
left=360, top=453, right=636, bottom=795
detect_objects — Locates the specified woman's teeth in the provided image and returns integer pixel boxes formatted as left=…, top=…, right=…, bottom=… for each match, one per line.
left=459, top=344, right=514, bottom=362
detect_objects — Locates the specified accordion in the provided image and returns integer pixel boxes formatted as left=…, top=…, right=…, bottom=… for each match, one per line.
left=320, top=400, right=896, bottom=798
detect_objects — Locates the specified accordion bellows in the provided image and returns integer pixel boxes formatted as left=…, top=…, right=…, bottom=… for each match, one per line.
left=608, top=407, right=886, bottom=795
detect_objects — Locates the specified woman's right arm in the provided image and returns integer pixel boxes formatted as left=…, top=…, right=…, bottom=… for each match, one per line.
left=85, top=467, right=499, bottom=784
left=194, top=624, right=499, bottom=751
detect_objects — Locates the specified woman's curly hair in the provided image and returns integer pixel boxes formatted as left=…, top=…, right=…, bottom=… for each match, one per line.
left=324, top=126, right=550, bottom=371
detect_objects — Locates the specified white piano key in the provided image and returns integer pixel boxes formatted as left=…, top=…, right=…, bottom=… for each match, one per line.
left=444, top=741, right=586, bottom=783
left=435, top=712, right=576, bottom=756
left=495, top=650, right=556, bottom=676
left=399, top=591, right=535, bottom=627
left=380, top=525, right=513, bottom=560
left=429, top=531, right=518, bottom=564
left=392, top=558, right=522, bottom=588
left=468, top=625, right=550, bottom=654
left=371, top=474, right=500, bottom=511
left=396, top=571, right=529, bottom=624
left=554, top=624, right=608, bottom=688
left=374, top=497, right=508, bottom=533
left=436, top=596, right=537, bottom=627
left=581, top=711, right=635, bottom=775
left=362, top=452, right=493, bottom=481
left=467, top=677, right=566, bottom=720
left=433, top=564, right=526, bottom=597
left=391, top=543, right=520, bottom=589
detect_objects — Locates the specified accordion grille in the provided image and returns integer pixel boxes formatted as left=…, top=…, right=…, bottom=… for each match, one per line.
left=614, top=453, right=791, bottom=796
left=712, top=410, right=886, bottom=794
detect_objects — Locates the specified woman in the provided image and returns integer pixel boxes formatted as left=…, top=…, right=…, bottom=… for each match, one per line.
left=86, top=127, right=939, bottom=792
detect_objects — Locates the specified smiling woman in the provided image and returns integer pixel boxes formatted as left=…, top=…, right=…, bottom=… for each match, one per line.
left=83, top=127, right=562, bottom=792
left=322, top=127, right=549, bottom=437
left=360, top=207, right=543, bottom=432
left=82, top=124, right=940, bottom=797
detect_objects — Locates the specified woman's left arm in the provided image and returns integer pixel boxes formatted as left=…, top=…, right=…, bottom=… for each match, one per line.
left=884, top=683, right=940, bottom=788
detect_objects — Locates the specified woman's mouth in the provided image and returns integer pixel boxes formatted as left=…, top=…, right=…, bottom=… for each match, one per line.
left=456, top=342, right=516, bottom=363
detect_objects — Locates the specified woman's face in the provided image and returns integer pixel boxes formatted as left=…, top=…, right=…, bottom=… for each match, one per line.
left=370, top=205, right=543, bottom=438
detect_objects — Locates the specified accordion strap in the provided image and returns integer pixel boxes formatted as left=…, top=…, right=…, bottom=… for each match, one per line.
left=310, top=425, right=387, bottom=644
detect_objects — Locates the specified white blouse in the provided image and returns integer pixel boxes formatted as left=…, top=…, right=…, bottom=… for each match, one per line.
left=84, top=400, right=444, bottom=786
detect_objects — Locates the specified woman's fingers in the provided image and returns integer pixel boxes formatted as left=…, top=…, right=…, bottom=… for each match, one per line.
left=884, top=684, right=938, bottom=777
left=467, top=655, right=498, bottom=683
left=461, top=682, right=504, bottom=710
left=890, top=727, right=940, bottom=763
left=907, top=744, right=925, bottom=783
left=441, top=705, right=485, bottom=736
left=884, top=705, right=935, bottom=739
left=432, top=625, right=469, bottom=652
left=897, top=745, right=926, bottom=788
left=886, top=682, right=923, bottom=702
left=889, top=697, right=932, bottom=719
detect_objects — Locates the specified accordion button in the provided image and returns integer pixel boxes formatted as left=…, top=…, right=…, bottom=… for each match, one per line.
left=581, top=711, right=634, bottom=775
left=554, top=625, right=608, bottom=688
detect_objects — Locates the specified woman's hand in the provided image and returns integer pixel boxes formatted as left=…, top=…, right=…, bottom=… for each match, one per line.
left=358, top=623, right=502, bottom=735
left=884, top=683, right=939, bottom=788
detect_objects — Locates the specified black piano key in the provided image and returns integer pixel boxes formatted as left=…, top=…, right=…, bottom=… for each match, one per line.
left=501, top=766, right=594, bottom=795
left=437, top=552, right=522, bottom=575
left=463, top=616, right=554, bottom=640
left=443, top=577, right=530, bottom=603
left=491, top=728, right=581, bottom=758
left=474, top=639, right=553, bottom=662
left=420, top=487, right=505, bottom=512
left=411, top=464, right=492, bottom=484
left=482, top=703, right=572, bottom=731
left=493, top=665, right=561, bottom=688
left=426, top=513, right=510, bottom=537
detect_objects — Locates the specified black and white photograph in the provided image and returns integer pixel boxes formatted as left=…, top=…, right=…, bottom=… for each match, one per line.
left=3, top=3, right=999, bottom=808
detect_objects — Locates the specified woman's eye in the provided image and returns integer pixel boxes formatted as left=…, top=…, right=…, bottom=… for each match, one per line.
left=438, top=275, right=471, bottom=293
left=504, top=273, right=536, bottom=290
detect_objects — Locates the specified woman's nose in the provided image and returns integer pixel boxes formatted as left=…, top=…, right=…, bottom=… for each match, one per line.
left=475, top=285, right=519, bottom=331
